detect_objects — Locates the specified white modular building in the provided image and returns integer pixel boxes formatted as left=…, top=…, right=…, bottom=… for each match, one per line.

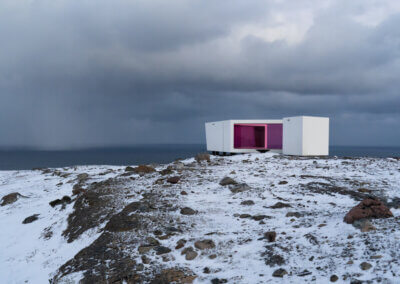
left=205, top=116, right=329, bottom=156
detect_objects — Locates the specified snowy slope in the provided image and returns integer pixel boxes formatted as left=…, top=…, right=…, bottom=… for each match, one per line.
left=1, top=153, right=400, bottom=283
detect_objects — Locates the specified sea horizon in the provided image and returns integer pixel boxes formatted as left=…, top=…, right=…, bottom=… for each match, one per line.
left=0, top=144, right=399, bottom=171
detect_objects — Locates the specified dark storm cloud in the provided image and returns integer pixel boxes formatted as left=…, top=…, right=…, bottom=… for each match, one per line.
left=0, top=0, right=399, bottom=148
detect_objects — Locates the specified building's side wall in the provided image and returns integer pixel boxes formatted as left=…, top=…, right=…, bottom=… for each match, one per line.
left=223, top=120, right=232, bottom=152
left=205, top=121, right=225, bottom=151
left=302, top=117, right=329, bottom=156
left=282, top=117, right=303, bottom=155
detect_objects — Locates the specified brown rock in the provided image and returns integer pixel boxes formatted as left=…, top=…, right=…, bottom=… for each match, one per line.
left=264, top=231, right=277, bottom=242
left=357, top=188, right=372, bottom=193
left=180, top=207, right=196, bottom=215
left=152, top=268, right=196, bottom=283
left=132, top=165, right=156, bottom=174
left=182, top=247, right=198, bottom=261
left=278, top=181, right=288, bottom=185
left=72, top=184, right=85, bottom=195
left=180, top=191, right=188, bottom=195
left=272, top=268, right=288, bottom=278
left=219, top=177, right=237, bottom=186
left=270, top=202, right=292, bottom=209
left=155, top=246, right=171, bottom=255
left=194, top=239, right=215, bottom=250
left=195, top=153, right=210, bottom=163
left=22, top=214, right=39, bottom=224
left=229, top=183, right=251, bottom=193
left=344, top=198, right=393, bottom=224
left=1, top=192, right=23, bottom=206
left=241, top=200, right=254, bottom=206
left=360, top=262, right=372, bottom=270
left=330, top=275, right=338, bottom=282
left=167, top=176, right=181, bottom=184
left=175, top=239, right=187, bottom=249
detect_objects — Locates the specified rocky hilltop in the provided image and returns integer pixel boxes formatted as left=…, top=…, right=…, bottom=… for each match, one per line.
left=1, top=153, right=400, bottom=283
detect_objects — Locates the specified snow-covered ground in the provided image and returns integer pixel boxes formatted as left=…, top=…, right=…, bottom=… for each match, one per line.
left=1, top=153, right=400, bottom=283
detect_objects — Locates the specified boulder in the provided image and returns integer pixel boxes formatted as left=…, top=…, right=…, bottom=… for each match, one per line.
left=219, top=177, right=237, bottom=186
left=344, top=198, right=393, bottom=224
left=264, top=231, right=277, bottom=242
left=22, top=214, right=39, bottom=224
left=132, top=165, right=156, bottom=174
left=180, top=207, right=196, bottom=215
left=240, top=200, right=254, bottom=206
left=195, top=153, right=210, bottom=163
left=229, top=183, right=251, bottom=193
left=167, top=176, right=181, bottom=184
left=1, top=192, right=23, bottom=206
left=272, top=268, right=288, bottom=278
left=194, top=239, right=215, bottom=250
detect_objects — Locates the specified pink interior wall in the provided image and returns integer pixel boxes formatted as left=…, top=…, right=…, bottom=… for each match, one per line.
left=234, top=123, right=282, bottom=150
left=266, top=124, right=283, bottom=149
left=234, top=125, right=265, bottom=148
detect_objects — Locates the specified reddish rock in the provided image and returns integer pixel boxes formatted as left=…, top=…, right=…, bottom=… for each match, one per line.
left=132, top=165, right=156, bottom=174
left=167, top=176, right=181, bottom=184
left=344, top=198, right=393, bottom=224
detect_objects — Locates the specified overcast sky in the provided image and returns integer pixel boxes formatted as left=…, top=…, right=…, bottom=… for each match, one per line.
left=1, top=0, right=400, bottom=149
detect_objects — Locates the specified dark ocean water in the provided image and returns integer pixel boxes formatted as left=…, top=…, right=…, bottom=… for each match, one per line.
left=0, top=145, right=399, bottom=170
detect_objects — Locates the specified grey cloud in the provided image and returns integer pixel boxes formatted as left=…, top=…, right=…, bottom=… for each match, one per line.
left=0, top=0, right=399, bottom=148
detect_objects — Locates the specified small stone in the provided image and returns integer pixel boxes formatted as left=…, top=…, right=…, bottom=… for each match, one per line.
left=180, top=207, right=196, bottom=215
left=194, top=239, right=215, bottom=250
left=203, top=267, right=210, bottom=274
left=175, top=239, right=187, bottom=249
left=22, top=214, right=39, bottom=224
left=330, top=275, right=338, bottom=282
left=159, top=167, right=174, bottom=175
left=252, top=215, right=270, bottom=221
left=357, top=188, right=372, bottom=193
left=278, top=181, right=288, bottom=185
left=352, top=219, right=376, bottom=232
left=185, top=250, right=198, bottom=260
left=195, top=153, right=210, bottom=163
left=318, top=223, right=327, bottom=228
left=155, top=246, right=171, bottom=255
left=146, top=237, right=160, bottom=246
left=272, top=268, right=288, bottom=278
left=61, top=196, right=72, bottom=203
left=229, top=183, right=251, bottom=193
left=49, top=199, right=63, bottom=207
left=239, top=214, right=251, bottom=218
left=264, top=231, right=277, bottom=242
left=286, top=212, right=302, bottom=218
left=270, top=202, right=292, bottom=209
left=346, top=260, right=354, bottom=265
left=209, top=254, right=217, bottom=259
left=241, top=200, right=255, bottom=206
left=125, top=166, right=135, bottom=172
left=138, top=246, right=154, bottom=254
left=180, top=191, right=188, bottom=195
left=219, top=177, right=237, bottom=186
left=72, top=184, right=85, bottom=195
left=141, top=255, right=150, bottom=264
left=211, top=278, right=228, bottom=284
left=360, top=262, right=372, bottom=270
left=298, top=270, right=312, bottom=277
left=167, top=176, right=181, bottom=184
left=370, top=255, right=382, bottom=259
